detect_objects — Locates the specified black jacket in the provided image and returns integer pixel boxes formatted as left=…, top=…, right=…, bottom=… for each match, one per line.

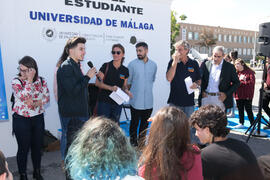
left=201, top=60, right=240, bottom=109
left=57, top=58, right=90, bottom=117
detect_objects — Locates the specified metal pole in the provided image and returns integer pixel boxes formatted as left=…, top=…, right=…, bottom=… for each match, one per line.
left=253, top=31, right=256, bottom=61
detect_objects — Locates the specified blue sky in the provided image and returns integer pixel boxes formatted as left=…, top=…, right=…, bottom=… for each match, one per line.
left=171, top=0, right=270, bottom=31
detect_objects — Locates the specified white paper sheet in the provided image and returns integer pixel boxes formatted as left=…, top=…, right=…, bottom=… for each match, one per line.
left=109, top=87, right=130, bottom=105
left=184, top=76, right=194, bottom=94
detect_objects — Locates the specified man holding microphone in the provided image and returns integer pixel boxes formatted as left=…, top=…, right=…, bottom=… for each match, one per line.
left=57, top=37, right=96, bottom=159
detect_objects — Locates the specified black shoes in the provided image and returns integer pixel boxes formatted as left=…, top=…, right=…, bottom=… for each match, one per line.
left=20, top=174, right=28, bottom=180
left=33, top=169, right=44, bottom=180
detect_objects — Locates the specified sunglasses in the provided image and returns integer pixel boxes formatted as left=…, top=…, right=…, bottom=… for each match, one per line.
left=112, top=51, right=121, bottom=55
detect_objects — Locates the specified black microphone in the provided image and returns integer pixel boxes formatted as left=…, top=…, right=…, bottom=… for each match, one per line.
left=87, top=61, right=94, bottom=68
left=87, top=61, right=101, bottom=81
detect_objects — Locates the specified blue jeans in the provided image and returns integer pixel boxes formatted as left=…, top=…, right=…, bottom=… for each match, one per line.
left=97, top=101, right=122, bottom=124
left=169, top=104, right=194, bottom=117
left=12, top=113, right=44, bottom=174
left=59, top=116, right=70, bottom=160
left=169, top=104, right=199, bottom=143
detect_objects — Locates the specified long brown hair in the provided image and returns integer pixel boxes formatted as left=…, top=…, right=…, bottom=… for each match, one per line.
left=235, top=58, right=255, bottom=73
left=139, top=106, right=198, bottom=180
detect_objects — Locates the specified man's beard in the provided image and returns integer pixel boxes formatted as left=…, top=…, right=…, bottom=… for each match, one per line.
left=137, top=55, right=145, bottom=60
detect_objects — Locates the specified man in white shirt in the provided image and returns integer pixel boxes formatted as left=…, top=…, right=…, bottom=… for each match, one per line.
left=200, top=46, right=240, bottom=111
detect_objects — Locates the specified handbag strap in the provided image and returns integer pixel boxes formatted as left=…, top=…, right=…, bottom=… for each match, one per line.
left=97, top=62, right=109, bottom=93
left=93, top=63, right=110, bottom=116
left=103, top=62, right=109, bottom=81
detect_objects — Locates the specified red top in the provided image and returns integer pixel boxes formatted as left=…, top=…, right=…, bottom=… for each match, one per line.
left=138, top=146, right=203, bottom=180
left=234, top=68, right=255, bottom=100
left=266, top=66, right=270, bottom=88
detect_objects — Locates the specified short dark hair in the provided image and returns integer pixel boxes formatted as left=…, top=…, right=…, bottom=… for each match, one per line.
left=136, top=42, right=148, bottom=49
left=230, top=50, right=238, bottom=60
left=190, top=105, right=230, bottom=137
left=0, top=151, right=8, bottom=177
left=19, top=56, right=39, bottom=82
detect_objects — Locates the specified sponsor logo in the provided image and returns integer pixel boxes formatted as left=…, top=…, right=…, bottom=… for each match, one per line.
left=120, top=74, right=125, bottom=79
left=42, top=27, right=57, bottom=41
left=188, top=67, right=194, bottom=72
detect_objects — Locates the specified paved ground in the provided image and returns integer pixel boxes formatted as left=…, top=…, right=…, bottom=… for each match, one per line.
left=6, top=70, right=270, bottom=180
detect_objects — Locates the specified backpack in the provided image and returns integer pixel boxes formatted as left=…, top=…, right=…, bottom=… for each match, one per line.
left=10, top=77, right=43, bottom=109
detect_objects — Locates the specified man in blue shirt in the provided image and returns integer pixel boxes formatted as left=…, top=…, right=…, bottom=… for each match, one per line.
left=128, top=42, right=157, bottom=147
left=166, top=40, right=201, bottom=117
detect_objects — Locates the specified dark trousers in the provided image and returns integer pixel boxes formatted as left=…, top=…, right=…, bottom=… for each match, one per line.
left=12, top=113, right=44, bottom=174
left=65, top=117, right=89, bottom=157
left=262, top=92, right=270, bottom=118
left=97, top=101, right=122, bottom=124
left=65, top=116, right=89, bottom=180
left=236, top=99, right=254, bottom=125
left=129, top=106, right=152, bottom=147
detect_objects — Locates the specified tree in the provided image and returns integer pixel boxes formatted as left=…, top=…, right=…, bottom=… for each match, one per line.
left=171, top=11, right=187, bottom=55
left=196, top=29, right=217, bottom=54
left=179, top=14, right=187, bottom=21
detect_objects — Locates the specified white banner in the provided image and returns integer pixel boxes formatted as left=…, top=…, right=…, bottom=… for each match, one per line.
left=0, top=0, right=172, bottom=157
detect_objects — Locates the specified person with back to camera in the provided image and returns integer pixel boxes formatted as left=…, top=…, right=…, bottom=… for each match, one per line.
left=0, top=150, right=13, bottom=180
left=233, top=58, right=255, bottom=129
left=190, top=104, right=263, bottom=180
left=95, top=43, right=132, bottom=124
left=65, top=117, right=143, bottom=180
left=138, top=106, right=203, bottom=180
left=12, top=56, right=50, bottom=180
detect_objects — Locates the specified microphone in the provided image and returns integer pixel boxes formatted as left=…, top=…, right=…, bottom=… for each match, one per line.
left=87, top=61, right=101, bottom=81
left=87, top=61, right=94, bottom=68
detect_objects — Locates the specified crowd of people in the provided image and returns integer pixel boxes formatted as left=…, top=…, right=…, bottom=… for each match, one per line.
left=5, top=37, right=270, bottom=180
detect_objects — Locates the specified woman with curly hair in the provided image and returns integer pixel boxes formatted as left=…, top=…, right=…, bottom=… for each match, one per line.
left=190, top=104, right=263, bottom=180
left=65, top=117, right=142, bottom=180
left=138, top=106, right=203, bottom=180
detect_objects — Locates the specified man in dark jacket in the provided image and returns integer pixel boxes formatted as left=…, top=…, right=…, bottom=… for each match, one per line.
left=200, top=46, right=240, bottom=111
left=57, top=37, right=96, bottom=157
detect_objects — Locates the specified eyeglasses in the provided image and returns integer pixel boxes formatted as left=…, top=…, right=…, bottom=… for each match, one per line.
left=17, top=67, right=28, bottom=73
left=112, top=51, right=121, bottom=55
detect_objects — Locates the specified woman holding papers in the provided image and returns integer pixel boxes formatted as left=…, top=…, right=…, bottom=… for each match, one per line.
left=95, top=43, right=132, bottom=124
left=233, top=58, right=255, bottom=129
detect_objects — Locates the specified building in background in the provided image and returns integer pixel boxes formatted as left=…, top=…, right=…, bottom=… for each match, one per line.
left=177, top=22, right=259, bottom=60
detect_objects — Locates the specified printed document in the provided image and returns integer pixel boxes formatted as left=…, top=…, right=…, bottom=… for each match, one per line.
left=109, top=87, right=130, bottom=105
left=184, top=76, right=194, bottom=94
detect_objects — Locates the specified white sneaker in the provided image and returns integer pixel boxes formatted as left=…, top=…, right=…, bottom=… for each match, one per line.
left=234, top=124, right=245, bottom=129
